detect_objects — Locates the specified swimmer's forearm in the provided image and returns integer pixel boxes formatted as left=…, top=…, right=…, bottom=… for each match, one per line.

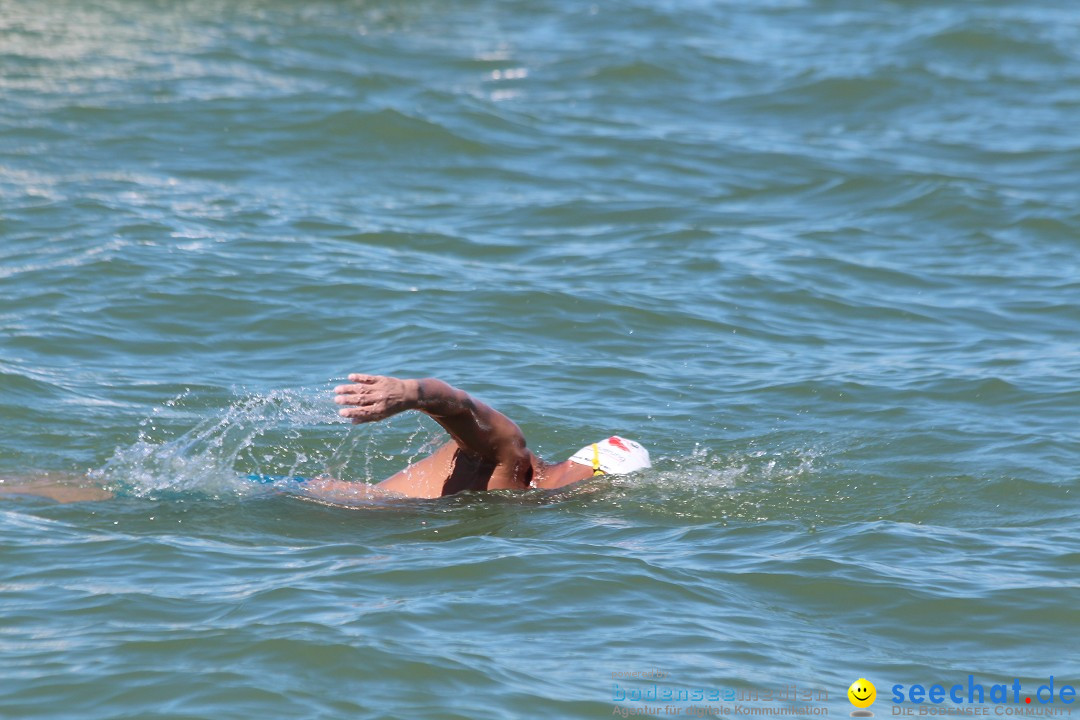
left=407, top=378, right=475, bottom=417
left=335, top=374, right=528, bottom=465
left=407, top=378, right=527, bottom=464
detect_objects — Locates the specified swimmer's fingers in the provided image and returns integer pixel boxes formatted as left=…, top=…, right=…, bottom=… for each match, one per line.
left=334, top=375, right=409, bottom=424
left=337, top=405, right=392, bottom=424
left=334, top=374, right=381, bottom=395
left=338, top=403, right=378, bottom=422
left=334, top=391, right=385, bottom=412
left=333, top=383, right=388, bottom=406
left=334, top=374, right=404, bottom=398
left=333, top=385, right=365, bottom=401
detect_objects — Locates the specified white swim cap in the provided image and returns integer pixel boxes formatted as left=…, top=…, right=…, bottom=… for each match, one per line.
left=568, top=436, right=651, bottom=476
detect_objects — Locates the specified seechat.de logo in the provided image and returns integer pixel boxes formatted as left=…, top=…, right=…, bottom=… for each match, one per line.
left=849, top=678, right=877, bottom=717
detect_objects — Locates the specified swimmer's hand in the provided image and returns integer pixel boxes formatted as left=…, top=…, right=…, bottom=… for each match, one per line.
left=335, top=374, right=532, bottom=489
left=334, top=374, right=417, bottom=424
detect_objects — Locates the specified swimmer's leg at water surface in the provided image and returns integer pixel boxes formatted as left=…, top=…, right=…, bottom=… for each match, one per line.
left=0, top=474, right=114, bottom=504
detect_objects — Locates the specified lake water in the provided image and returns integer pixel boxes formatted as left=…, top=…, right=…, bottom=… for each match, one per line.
left=2, top=1, right=1078, bottom=718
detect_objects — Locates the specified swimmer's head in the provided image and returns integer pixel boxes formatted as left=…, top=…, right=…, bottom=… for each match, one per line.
left=568, top=436, right=651, bottom=476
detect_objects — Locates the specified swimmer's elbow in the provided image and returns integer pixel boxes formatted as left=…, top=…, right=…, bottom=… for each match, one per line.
left=414, top=378, right=473, bottom=417
left=411, top=377, right=528, bottom=463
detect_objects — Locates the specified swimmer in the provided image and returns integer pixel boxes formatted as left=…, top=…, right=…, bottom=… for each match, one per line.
left=0, top=374, right=650, bottom=503
left=303, top=374, right=651, bottom=500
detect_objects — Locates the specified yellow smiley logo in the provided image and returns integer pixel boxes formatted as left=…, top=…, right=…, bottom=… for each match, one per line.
left=848, top=678, right=876, bottom=709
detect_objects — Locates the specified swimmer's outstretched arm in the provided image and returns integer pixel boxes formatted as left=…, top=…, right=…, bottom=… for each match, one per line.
left=333, top=374, right=530, bottom=468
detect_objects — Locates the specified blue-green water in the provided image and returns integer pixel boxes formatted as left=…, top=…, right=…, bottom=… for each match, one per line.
left=2, top=0, right=1079, bottom=717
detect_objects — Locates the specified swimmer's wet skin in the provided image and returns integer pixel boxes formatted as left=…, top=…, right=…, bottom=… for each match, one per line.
left=324, top=374, right=650, bottom=500
left=0, top=476, right=114, bottom=503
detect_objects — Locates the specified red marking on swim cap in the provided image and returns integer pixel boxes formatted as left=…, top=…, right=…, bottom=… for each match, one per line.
left=607, top=436, right=629, bottom=451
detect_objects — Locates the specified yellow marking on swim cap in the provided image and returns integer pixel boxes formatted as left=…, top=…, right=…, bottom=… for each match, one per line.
left=592, top=443, right=605, bottom=475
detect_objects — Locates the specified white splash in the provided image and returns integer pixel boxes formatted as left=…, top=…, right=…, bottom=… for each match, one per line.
left=92, top=387, right=445, bottom=498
